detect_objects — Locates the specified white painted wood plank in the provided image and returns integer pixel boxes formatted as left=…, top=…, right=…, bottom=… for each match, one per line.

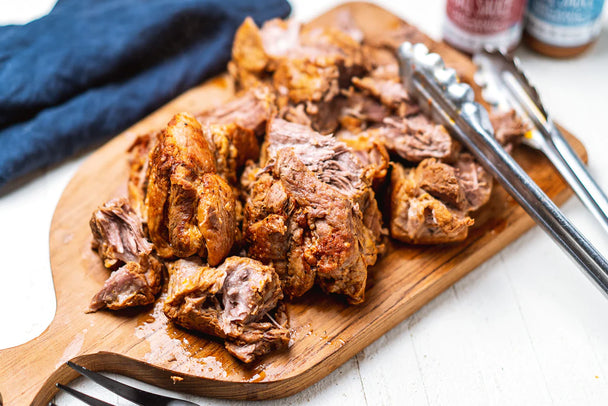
left=404, top=288, right=491, bottom=405
left=451, top=256, right=553, bottom=405
left=356, top=319, right=429, bottom=405
left=502, top=226, right=608, bottom=405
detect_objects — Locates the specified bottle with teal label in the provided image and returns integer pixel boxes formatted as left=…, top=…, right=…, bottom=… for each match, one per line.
left=525, top=0, right=606, bottom=57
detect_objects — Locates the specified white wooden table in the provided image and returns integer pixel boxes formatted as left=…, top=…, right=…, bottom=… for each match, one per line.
left=2, top=1, right=608, bottom=404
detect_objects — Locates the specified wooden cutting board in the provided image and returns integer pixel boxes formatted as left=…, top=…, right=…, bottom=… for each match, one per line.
left=0, top=3, right=587, bottom=405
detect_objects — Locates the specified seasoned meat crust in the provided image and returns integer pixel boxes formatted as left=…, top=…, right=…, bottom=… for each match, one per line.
left=145, top=113, right=237, bottom=265
left=489, top=109, right=529, bottom=150
left=245, top=119, right=383, bottom=304
left=197, top=86, right=275, bottom=138
left=377, top=115, right=459, bottom=163
left=88, top=198, right=163, bottom=312
left=389, top=163, right=473, bottom=244
left=229, top=17, right=369, bottom=134
left=389, top=154, right=492, bottom=244
left=336, top=129, right=390, bottom=188
left=127, top=131, right=157, bottom=220
left=163, top=256, right=289, bottom=363
left=88, top=14, right=513, bottom=364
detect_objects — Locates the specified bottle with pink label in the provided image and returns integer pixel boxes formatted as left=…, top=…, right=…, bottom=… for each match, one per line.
left=443, top=0, right=527, bottom=54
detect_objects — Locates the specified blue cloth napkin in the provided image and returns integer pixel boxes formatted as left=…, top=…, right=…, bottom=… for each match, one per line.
left=0, top=0, right=291, bottom=188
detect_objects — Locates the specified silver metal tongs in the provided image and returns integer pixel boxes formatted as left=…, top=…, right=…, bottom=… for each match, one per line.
left=473, top=49, right=608, bottom=234
left=397, top=42, right=608, bottom=297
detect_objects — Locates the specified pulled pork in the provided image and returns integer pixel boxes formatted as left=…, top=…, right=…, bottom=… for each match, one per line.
left=163, top=256, right=289, bottom=363
left=86, top=14, right=526, bottom=364
left=244, top=119, right=383, bottom=304
left=389, top=154, right=492, bottom=244
left=88, top=198, right=163, bottom=312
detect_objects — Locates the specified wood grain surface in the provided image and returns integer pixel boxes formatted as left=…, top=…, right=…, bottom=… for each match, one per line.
left=0, top=3, right=587, bottom=405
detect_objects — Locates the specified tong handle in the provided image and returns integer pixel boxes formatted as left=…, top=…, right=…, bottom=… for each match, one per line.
left=413, top=75, right=608, bottom=297
left=501, top=71, right=608, bottom=234
left=462, top=112, right=608, bottom=296
left=541, top=124, right=608, bottom=234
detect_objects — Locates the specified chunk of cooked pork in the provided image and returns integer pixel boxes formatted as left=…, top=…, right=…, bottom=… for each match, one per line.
left=127, top=131, right=157, bottom=220
left=489, top=109, right=529, bottom=149
left=163, top=256, right=288, bottom=363
left=229, top=17, right=369, bottom=134
left=338, top=92, right=391, bottom=132
left=145, top=113, right=236, bottom=265
left=88, top=198, right=163, bottom=312
left=376, top=115, right=459, bottom=163
left=453, top=153, right=493, bottom=211
left=352, top=76, right=419, bottom=117
left=389, top=162, right=474, bottom=244
left=90, top=197, right=151, bottom=269
left=197, top=86, right=275, bottom=137
left=245, top=120, right=383, bottom=304
left=336, top=130, right=390, bottom=188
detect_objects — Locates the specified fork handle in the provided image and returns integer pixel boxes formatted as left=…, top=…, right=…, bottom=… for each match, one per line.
left=536, top=122, right=608, bottom=234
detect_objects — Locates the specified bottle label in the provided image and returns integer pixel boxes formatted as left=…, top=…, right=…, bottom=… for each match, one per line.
left=443, top=18, right=523, bottom=53
left=526, top=0, right=605, bottom=46
left=444, top=0, right=526, bottom=52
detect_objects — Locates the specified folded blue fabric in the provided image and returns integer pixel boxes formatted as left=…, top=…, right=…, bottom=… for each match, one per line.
left=0, top=0, right=291, bottom=188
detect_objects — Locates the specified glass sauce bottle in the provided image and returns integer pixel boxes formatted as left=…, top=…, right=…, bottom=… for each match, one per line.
left=525, top=0, right=606, bottom=57
left=443, top=0, right=527, bottom=54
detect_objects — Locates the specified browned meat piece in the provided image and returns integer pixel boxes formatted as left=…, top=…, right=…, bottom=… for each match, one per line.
left=163, top=256, right=289, bottom=363
left=129, top=90, right=268, bottom=246
left=246, top=120, right=383, bottom=304
left=229, top=17, right=301, bottom=88
left=278, top=150, right=378, bottom=302
left=339, top=91, right=390, bottom=131
left=264, top=119, right=367, bottom=193
left=201, top=123, right=259, bottom=185
left=163, top=257, right=226, bottom=336
left=273, top=57, right=341, bottom=106
left=231, top=15, right=365, bottom=83
left=454, top=153, right=493, bottom=211
left=197, top=86, right=275, bottom=137
left=230, top=17, right=272, bottom=75
left=229, top=18, right=369, bottom=134
left=279, top=97, right=348, bottom=135
left=90, top=198, right=152, bottom=269
left=364, top=24, right=428, bottom=51
left=224, top=303, right=289, bottom=363
left=145, top=113, right=236, bottom=265
left=377, top=115, right=459, bottom=163
left=352, top=76, right=419, bottom=117
left=271, top=27, right=367, bottom=121
left=489, top=109, right=529, bottom=149
left=390, top=163, right=474, bottom=244
left=88, top=198, right=163, bottom=312
left=415, top=159, right=468, bottom=210
left=336, top=130, right=390, bottom=187
left=127, top=132, right=157, bottom=220
left=88, top=262, right=156, bottom=312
